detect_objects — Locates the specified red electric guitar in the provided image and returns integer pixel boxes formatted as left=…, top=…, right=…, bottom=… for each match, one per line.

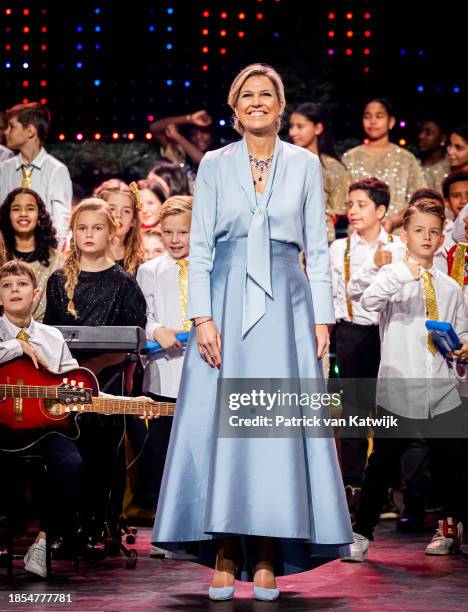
left=0, top=356, right=175, bottom=451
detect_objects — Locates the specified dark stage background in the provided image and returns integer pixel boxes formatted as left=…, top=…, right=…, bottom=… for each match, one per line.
left=1, top=1, right=465, bottom=186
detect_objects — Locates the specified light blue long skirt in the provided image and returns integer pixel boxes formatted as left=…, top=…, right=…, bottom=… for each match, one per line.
left=152, top=238, right=352, bottom=580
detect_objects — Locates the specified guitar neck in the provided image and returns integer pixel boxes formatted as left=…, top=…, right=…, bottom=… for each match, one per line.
left=88, top=397, right=175, bottom=416
left=0, top=384, right=58, bottom=399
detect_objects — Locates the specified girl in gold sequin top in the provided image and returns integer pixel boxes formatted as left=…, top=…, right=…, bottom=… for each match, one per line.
left=0, top=187, right=64, bottom=322
left=343, top=98, right=426, bottom=232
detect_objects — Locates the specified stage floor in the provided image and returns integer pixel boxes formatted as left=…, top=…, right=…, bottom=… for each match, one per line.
left=1, top=522, right=468, bottom=611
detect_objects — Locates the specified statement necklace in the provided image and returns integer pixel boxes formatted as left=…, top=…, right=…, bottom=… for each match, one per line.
left=249, top=154, right=273, bottom=186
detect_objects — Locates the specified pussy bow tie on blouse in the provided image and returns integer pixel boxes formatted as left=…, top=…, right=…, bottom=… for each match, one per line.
left=238, top=137, right=281, bottom=337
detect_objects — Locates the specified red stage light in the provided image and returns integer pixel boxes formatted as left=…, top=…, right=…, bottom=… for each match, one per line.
left=328, top=31, right=335, bottom=38
left=346, top=12, right=353, bottom=19
left=364, top=67, right=369, bottom=73
left=364, top=30, right=371, bottom=37
left=238, top=31, right=245, bottom=38
left=345, top=49, right=352, bottom=56
left=112, top=132, right=119, bottom=140
left=128, top=133, right=135, bottom=140
left=5, top=8, right=12, bottom=16
left=145, top=132, right=152, bottom=140
left=23, top=80, right=29, bottom=87
left=76, top=133, right=83, bottom=141
left=23, top=8, right=30, bottom=15
left=220, top=48, right=227, bottom=55
left=346, top=30, right=354, bottom=38
left=40, top=80, right=47, bottom=86
left=202, top=64, right=208, bottom=71
left=220, top=12, right=228, bottom=19
left=364, top=49, right=370, bottom=55
left=147, top=115, right=154, bottom=122
left=202, top=10, right=209, bottom=18
left=94, top=133, right=101, bottom=140
left=41, top=44, right=47, bottom=51
left=202, top=29, right=208, bottom=35
left=5, top=44, right=11, bottom=51
left=238, top=12, right=245, bottom=20
left=23, top=26, right=30, bottom=33
left=220, top=30, right=226, bottom=37
left=202, top=46, right=208, bottom=53
left=58, top=133, right=65, bottom=141
left=256, top=13, right=264, bottom=20
left=22, top=98, right=29, bottom=104
left=328, top=12, right=335, bottom=20
left=40, top=98, right=47, bottom=104
left=23, top=44, right=30, bottom=51
left=41, top=27, right=47, bottom=33
left=399, top=139, right=407, bottom=146
left=364, top=12, right=371, bottom=19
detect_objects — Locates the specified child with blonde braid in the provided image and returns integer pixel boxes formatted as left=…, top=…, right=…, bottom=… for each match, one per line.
left=44, top=199, right=147, bottom=545
left=93, top=178, right=144, bottom=276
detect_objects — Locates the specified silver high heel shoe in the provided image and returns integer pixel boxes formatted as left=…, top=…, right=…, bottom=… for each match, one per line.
left=253, top=585, right=280, bottom=601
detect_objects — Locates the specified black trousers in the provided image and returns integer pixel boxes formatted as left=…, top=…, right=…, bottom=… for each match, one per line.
left=0, top=435, right=83, bottom=535
left=127, top=412, right=174, bottom=509
left=335, top=320, right=381, bottom=487
left=354, top=406, right=468, bottom=540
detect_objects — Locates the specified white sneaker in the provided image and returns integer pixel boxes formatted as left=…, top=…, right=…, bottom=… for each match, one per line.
left=24, top=538, right=47, bottom=578
left=425, top=519, right=463, bottom=556
left=341, top=532, right=370, bottom=562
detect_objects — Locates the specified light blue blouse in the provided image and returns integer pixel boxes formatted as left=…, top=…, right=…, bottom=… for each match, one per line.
left=187, top=136, right=335, bottom=335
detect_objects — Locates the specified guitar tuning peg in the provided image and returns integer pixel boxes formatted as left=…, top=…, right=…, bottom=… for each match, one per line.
left=70, top=380, right=76, bottom=386
left=78, top=381, right=84, bottom=388
left=62, top=377, right=68, bottom=384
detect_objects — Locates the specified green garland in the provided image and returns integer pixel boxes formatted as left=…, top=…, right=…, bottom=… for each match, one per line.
left=47, top=142, right=161, bottom=191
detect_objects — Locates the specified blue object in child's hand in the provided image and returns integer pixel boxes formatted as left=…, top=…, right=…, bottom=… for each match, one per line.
left=144, top=332, right=190, bottom=354
left=425, top=320, right=467, bottom=364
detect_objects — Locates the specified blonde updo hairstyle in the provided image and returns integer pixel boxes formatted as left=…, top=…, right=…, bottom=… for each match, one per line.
left=227, top=63, right=286, bottom=135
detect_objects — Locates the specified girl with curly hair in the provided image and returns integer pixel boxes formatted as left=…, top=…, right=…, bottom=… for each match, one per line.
left=93, top=178, right=144, bottom=276
left=0, top=187, right=64, bottom=321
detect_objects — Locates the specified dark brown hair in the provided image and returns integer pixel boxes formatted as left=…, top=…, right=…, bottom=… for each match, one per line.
left=5, top=102, right=51, bottom=143
left=0, top=260, right=37, bottom=289
left=349, top=177, right=390, bottom=209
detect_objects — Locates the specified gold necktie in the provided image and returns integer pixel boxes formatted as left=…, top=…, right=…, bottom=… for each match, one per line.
left=176, top=258, right=192, bottom=332
left=16, top=329, right=31, bottom=343
left=21, top=165, right=33, bottom=188
left=450, top=243, right=468, bottom=288
left=421, top=270, right=439, bottom=354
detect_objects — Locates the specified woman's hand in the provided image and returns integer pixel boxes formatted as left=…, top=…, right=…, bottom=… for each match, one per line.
left=190, top=110, right=212, bottom=127
left=315, top=324, right=329, bottom=360
left=195, top=317, right=221, bottom=369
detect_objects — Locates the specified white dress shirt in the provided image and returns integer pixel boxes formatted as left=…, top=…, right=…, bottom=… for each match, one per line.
left=452, top=204, right=468, bottom=243
left=0, top=313, right=78, bottom=372
left=0, top=148, right=72, bottom=246
left=136, top=253, right=187, bottom=399
left=330, top=226, right=406, bottom=325
left=360, top=262, right=467, bottom=417
left=0, top=144, right=13, bottom=163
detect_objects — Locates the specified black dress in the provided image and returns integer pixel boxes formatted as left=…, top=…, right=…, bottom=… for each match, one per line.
left=44, top=264, right=147, bottom=535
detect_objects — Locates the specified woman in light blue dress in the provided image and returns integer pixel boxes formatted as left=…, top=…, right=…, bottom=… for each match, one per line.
left=152, top=63, right=353, bottom=602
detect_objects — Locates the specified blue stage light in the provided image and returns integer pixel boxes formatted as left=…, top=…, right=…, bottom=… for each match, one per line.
left=167, top=26, right=173, bottom=32
left=166, top=43, right=173, bottom=50
left=76, top=44, right=83, bottom=51
left=76, top=62, right=83, bottom=69
left=399, top=49, right=407, bottom=56
left=94, top=79, right=101, bottom=86
left=149, top=25, right=155, bottom=32
left=166, top=79, right=173, bottom=86
left=95, top=25, right=101, bottom=32
left=5, top=62, right=11, bottom=69
left=219, top=119, right=226, bottom=126
left=417, top=85, right=424, bottom=92
left=95, top=8, right=101, bottom=14
left=76, top=26, right=83, bottom=32
left=95, top=44, right=101, bottom=50
left=453, top=86, right=460, bottom=93
left=23, top=62, right=29, bottom=69
left=167, top=8, right=174, bottom=15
